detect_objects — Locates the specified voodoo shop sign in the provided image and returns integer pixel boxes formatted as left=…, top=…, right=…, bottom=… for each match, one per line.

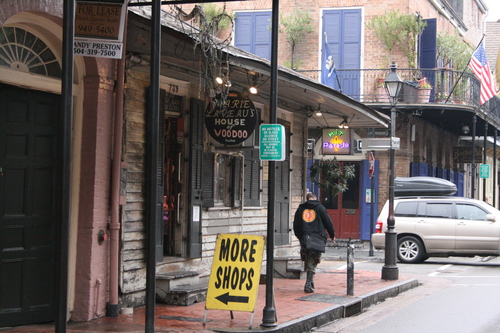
left=205, top=234, right=264, bottom=312
left=205, top=91, right=257, bottom=145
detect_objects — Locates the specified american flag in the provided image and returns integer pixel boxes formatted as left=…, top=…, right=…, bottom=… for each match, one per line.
left=469, top=43, right=498, bottom=105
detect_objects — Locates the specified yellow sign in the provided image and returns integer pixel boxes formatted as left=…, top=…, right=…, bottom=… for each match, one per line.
left=206, top=234, right=264, bottom=312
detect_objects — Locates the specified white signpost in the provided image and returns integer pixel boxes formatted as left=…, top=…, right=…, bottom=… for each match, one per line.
left=259, top=124, right=286, bottom=161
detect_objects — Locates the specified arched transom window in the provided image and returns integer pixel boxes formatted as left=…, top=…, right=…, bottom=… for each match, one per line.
left=0, top=26, right=61, bottom=78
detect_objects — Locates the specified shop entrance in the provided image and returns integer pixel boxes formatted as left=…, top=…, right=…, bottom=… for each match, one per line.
left=162, top=117, right=183, bottom=256
left=320, top=162, right=360, bottom=239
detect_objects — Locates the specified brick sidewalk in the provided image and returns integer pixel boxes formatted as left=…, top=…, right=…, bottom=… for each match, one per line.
left=2, top=263, right=418, bottom=333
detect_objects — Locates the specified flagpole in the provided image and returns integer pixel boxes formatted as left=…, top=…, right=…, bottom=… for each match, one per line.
left=445, top=35, right=485, bottom=103
left=335, top=70, right=343, bottom=93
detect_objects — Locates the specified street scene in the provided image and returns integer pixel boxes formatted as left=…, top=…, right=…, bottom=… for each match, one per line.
left=1, top=0, right=500, bottom=332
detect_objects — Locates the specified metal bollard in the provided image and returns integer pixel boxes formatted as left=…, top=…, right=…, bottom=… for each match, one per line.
left=347, top=238, right=354, bottom=296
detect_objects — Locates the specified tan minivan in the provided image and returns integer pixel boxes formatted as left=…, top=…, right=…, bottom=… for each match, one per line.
left=372, top=196, right=500, bottom=263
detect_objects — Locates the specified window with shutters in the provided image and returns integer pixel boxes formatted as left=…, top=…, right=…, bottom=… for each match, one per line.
left=202, top=107, right=261, bottom=209
left=203, top=149, right=261, bottom=208
left=234, top=11, right=272, bottom=60
left=214, top=153, right=235, bottom=206
left=322, top=9, right=361, bottom=99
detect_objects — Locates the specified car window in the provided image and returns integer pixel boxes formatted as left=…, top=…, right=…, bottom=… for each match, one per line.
left=395, top=201, right=418, bottom=217
left=425, top=203, right=453, bottom=218
left=456, top=203, right=489, bottom=221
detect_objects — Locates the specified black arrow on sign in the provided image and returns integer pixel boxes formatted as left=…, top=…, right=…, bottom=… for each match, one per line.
left=215, top=292, right=249, bottom=305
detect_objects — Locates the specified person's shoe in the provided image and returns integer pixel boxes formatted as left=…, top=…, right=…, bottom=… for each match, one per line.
left=304, top=271, right=315, bottom=293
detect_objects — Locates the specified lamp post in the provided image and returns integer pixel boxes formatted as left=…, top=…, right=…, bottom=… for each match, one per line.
left=381, top=62, right=403, bottom=281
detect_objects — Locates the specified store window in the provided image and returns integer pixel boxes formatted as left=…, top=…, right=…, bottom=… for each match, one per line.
left=214, top=153, right=235, bottom=206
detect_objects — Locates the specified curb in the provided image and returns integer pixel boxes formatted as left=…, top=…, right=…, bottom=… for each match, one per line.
left=213, top=278, right=421, bottom=333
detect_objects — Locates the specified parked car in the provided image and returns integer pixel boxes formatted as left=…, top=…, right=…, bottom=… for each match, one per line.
left=372, top=196, right=500, bottom=263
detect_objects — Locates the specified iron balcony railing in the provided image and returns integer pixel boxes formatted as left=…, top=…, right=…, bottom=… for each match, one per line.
left=297, top=68, right=481, bottom=108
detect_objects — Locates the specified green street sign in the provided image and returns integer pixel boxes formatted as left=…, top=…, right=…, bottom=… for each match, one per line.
left=479, top=164, right=490, bottom=178
left=259, top=124, right=285, bottom=161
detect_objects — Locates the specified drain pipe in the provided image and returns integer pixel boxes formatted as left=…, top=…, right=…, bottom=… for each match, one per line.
left=238, top=152, right=245, bottom=232
left=107, top=7, right=128, bottom=318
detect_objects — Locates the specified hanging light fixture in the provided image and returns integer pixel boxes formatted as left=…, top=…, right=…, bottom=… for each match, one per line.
left=215, top=76, right=224, bottom=85
left=216, top=64, right=232, bottom=87
left=248, top=73, right=259, bottom=94
left=313, top=103, right=323, bottom=117
left=338, top=116, right=349, bottom=128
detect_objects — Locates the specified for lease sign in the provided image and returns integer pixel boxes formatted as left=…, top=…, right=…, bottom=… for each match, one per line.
left=205, top=234, right=264, bottom=312
left=74, top=0, right=127, bottom=59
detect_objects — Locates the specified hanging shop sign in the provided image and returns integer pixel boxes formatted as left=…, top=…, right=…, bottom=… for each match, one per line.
left=205, top=91, right=258, bottom=145
left=453, top=147, right=483, bottom=163
left=74, top=0, right=127, bottom=59
left=206, top=234, right=264, bottom=312
left=322, top=128, right=352, bottom=155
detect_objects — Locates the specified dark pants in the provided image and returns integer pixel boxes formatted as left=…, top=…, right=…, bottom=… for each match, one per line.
left=300, top=245, right=321, bottom=272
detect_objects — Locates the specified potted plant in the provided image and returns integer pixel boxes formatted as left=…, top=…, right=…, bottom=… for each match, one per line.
left=436, top=92, right=450, bottom=103
left=367, top=10, right=427, bottom=69
left=278, top=7, right=314, bottom=70
left=375, top=77, right=389, bottom=102
left=309, top=158, right=355, bottom=197
left=417, top=77, right=432, bottom=103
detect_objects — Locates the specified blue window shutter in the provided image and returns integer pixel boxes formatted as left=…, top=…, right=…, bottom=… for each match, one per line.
left=411, top=162, right=429, bottom=176
left=359, top=159, right=379, bottom=241
left=322, top=9, right=361, bottom=99
left=235, top=12, right=271, bottom=60
left=419, top=18, right=437, bottom=101
left=254, top=12, right=272, bottom=59
left=419, top=19, right=436, bottom=69
left=454, top=172, right=464, bottom=197
left=235, top=13, right=253, bottom=53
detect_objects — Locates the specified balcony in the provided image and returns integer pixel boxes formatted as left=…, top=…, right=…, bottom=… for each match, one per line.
left=298, top=67, right=500, bottom=136
left=298, top=68, right=481, bottom=108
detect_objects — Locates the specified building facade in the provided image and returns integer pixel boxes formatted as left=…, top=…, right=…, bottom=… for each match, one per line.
left=0, top=0, right=389, bottom=328
left=208, top=0, right=500, bottom=235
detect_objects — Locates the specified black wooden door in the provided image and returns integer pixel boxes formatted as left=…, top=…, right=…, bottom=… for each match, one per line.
left=0, top=84, right=61, bottom=326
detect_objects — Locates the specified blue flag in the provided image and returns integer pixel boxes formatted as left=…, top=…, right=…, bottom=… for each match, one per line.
left=322, top=34, right=336, bottom=88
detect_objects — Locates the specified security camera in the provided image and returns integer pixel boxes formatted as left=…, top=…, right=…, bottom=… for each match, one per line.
left=462, top=125, right=470, bottom=134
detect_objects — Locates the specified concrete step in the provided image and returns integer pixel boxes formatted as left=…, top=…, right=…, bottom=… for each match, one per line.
left=156, top=270, right=200, bottom=290
left=273, top=257, right=306, bottom=279
left=157, top=283, right=207, bottom=306
left=156, top=271, right=206, bottom=306
left=329, top=239, right=369, bottom=249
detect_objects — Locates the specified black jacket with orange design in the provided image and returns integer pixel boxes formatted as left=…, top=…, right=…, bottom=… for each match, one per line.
left=293, top=199, right=335, bottom=244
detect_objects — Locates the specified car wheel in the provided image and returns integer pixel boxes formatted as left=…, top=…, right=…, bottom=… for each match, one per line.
left=397, top=236, right=426, bottom=263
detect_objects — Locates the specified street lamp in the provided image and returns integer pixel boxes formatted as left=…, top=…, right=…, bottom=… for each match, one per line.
left=382, top=62, right=403, bottom=280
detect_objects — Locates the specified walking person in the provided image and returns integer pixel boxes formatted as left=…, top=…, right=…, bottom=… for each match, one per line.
left=293, top=192, right=335, bottom=293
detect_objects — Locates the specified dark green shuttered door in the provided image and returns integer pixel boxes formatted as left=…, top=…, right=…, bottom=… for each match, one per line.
left=0, top=84, right=61, bottom=326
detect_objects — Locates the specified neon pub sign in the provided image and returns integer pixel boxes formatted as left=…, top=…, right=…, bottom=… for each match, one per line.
left=322, top=128, right=351, bottom=155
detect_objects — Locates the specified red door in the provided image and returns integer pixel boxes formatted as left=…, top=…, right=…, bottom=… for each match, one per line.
left=321, top=162, right=360, bottom=239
